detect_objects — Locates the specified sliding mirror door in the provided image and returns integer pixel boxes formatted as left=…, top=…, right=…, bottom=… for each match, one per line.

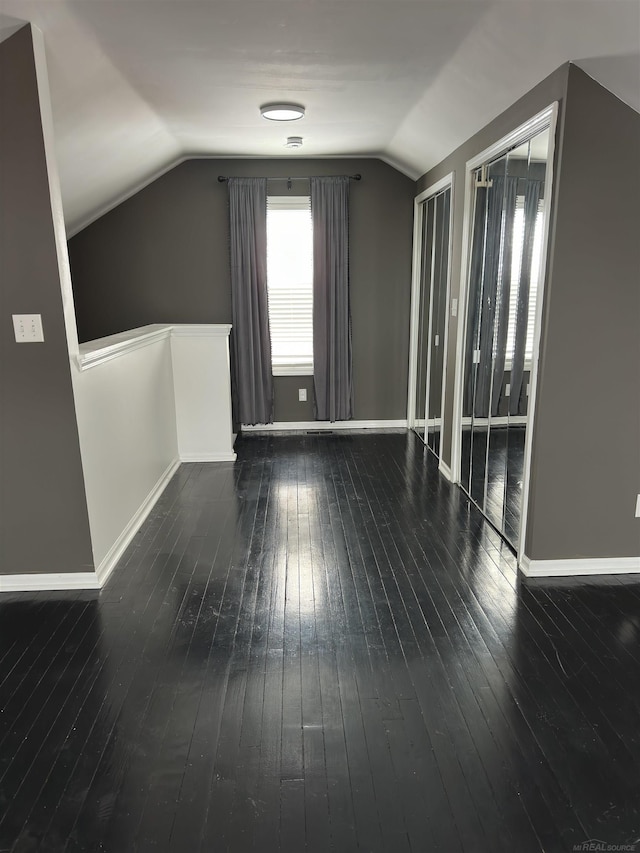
left=409, top=181, right=452, bottom=462
left=412, top=198, right=435, bottom=442
left=459, top=122, right=552, bottom=549
left=426, top=189, right=450, bottom=457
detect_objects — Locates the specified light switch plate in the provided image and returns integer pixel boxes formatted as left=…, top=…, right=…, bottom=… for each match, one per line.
left=635, top=495, right=640, bottom=518
left=298, top=388, right=307, bottom=402
left=13, top=314, right=44, bottom=342
left=451, top=298, right=458, bottom=317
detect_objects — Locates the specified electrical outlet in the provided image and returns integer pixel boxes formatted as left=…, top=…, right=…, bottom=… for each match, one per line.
left=635, top=495, right=640, bottom=518
left=298, top=388, right=307, bottom=402
left=13, top=314, right=44, bottom=342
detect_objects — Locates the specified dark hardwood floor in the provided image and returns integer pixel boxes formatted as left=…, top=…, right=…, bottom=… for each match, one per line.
left=1, top=432, right=639, bottom=852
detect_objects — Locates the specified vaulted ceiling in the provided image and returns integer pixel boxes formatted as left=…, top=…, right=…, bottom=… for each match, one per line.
left=1, top=1, right=639, bottom=235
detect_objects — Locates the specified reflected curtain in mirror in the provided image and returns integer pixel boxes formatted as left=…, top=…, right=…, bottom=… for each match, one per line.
left=474, top=175, right=518, bottom=418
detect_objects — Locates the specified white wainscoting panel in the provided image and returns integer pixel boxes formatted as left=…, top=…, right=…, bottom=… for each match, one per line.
left=73, top=331, right=180, bottom=572
left=171, top=325, right=236, bottom=462
left=63, top=323, right=237, bottom=593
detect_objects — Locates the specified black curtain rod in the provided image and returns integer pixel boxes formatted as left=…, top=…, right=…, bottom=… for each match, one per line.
left=217, top=174, right=361, bottom=183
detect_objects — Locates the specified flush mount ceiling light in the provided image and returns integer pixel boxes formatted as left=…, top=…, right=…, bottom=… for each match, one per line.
left=260, top=102, right=305, bottom=121
left=285, top=136, right=303, bottom=149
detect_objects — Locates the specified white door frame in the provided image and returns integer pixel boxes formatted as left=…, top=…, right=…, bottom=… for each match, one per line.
left=450, top=103, right=559, bottom=561
left=407, top=174, right=454, bottom=466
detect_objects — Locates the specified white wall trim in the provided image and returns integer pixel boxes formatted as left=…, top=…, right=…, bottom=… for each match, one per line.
left=517, top=103, right=559, bottom=559
left=241, top=420, right=407, bottom=432
left=438, top=459, right=453, bottom=482
left=463, top=104, right=558, bottom=174
left=94, top=458, right=180, bottom=586
left=0, top=572, right=101, bottom=593
left=77, top=325, right=171, bottom=370
left=31, top=24, right=81, bottom=360
left=520, top=555, right=640, bottom=578
left=171, top=324, right=232, bottom=338
left=0, top=458, right=181, bottom=593
left=180, top=452, right=237, bottom=462
left=77, top=324, right=233, bottom=371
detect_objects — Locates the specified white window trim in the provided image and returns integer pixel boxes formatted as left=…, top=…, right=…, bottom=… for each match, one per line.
left=272, top=365, right=314, bottom=377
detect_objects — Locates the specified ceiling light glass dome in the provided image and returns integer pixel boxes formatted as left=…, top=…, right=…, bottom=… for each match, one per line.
left=260, top=103, right=305, bottom=121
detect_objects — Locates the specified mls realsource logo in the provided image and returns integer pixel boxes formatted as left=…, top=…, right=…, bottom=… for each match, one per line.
left=573, top=841, right=637, bottom=852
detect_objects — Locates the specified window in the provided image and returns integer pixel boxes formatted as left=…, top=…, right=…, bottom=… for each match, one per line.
left=266, top=196, right=313, bottom=375
left=504, top=196, right=545, bottom=364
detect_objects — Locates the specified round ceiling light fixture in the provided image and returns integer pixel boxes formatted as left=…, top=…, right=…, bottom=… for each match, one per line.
left=260, top=102, right=305, bottom=121
left=285, top=136, right=303, bottom=149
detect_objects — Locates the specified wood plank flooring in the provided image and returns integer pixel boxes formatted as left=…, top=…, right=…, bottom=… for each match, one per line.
left=1, top=432, right=639, bottom=852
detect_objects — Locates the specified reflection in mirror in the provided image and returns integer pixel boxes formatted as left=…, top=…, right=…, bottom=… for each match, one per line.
left=412, top=198, right=434, bottom=442
left=427, top=188, right=450, bottom=458
left=411, top=186, right=451, bottom=462
left=461, top=127, right=549, bottom=548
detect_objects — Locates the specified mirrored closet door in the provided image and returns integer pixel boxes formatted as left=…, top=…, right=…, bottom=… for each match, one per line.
left=460, top=126, right=551, bottom=548
left=410, top=183, right=452, bottom=461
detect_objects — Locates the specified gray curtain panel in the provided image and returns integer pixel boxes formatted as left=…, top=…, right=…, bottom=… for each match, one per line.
left=466, top=175, right=519, bottom=418
left=474, top=175, right=519, bottom=418
left=510, top=179, right=542, bottom=416
left=228, top=177, right=274, bottom=425
left=311, top=176, right=353, bottom=422
left=463, top=185, right=487, bottom=417
left=490, top=176, right=519, bottom=416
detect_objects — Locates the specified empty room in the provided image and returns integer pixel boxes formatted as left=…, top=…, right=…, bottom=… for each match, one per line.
left=1, top=1, right=639, bottom=851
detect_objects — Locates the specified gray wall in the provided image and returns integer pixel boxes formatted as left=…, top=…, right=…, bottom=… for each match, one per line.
left=417, top=64, right=569, bottom=466
left=526, top=66, right=640, bottom=560
left=0, top=26, right=94, bottom=575
left=69, top=158, right=415, bottom=422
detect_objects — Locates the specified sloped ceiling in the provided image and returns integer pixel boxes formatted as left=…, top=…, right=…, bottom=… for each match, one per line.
left=1, top=1, right=639, bottom=235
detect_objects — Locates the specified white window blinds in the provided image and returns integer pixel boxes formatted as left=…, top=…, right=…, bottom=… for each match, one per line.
left=505, top=196, right=545, bottom=364
left=266, top=196, right=314, bottom=375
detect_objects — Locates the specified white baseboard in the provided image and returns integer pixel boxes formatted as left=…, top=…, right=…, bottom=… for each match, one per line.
left=0, top=571, right=101, bottom=593
left=439, top=460, right=453, bottom=481
left=241, top=419, right=408, bottom=432
left=94, top=458, right=181, bottom=587
left=0, top=459, right=181, bottom=594
left=520, top=554, right=640, bottom=578
left=179, top=451, right=237, bottom=462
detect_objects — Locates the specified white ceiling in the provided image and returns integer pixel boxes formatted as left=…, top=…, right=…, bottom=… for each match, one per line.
left=1, top=1, right=639, bottom=235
